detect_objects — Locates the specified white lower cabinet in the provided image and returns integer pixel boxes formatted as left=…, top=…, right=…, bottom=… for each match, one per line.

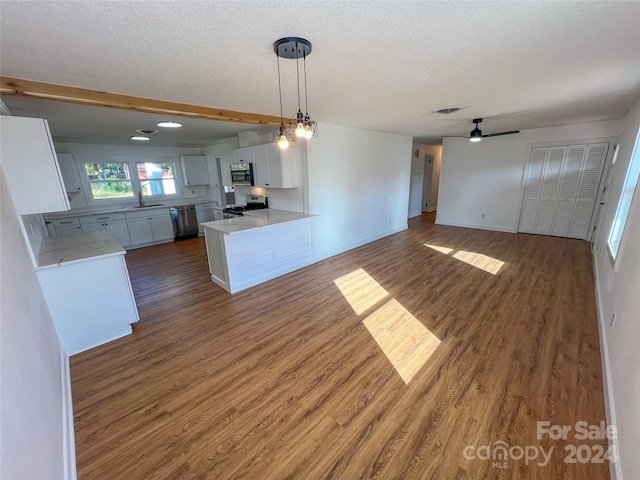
left=79, top=213, right=131, bottom=247
left=195, top=202, right=219, bottom=235
left=125, top=208, right=173, bottom=246
left=56, top=224, right=84, bottom=237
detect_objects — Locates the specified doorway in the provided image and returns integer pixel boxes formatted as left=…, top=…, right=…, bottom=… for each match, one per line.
left=422, top=155, right=434, bottom=212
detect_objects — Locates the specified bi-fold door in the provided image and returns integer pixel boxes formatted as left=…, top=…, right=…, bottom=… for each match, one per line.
left=519, top=142, right=609, bottom=240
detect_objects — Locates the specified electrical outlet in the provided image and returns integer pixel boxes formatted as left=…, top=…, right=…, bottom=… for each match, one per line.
left=272, top=251, right=278, bottom=260
left=610, top=312, right=616, bottom=328
left=481, top=213, right=486, bottom=219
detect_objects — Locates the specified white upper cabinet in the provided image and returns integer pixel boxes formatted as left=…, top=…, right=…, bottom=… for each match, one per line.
left=232, top=147, right=253, bottom=164
left=56, top=153, right=83, bottom=192
left=181, top=156, right=210, bottom=186
left=0, top=116, right=70, bottom=214
left=251, top=143, right=298, bottom=189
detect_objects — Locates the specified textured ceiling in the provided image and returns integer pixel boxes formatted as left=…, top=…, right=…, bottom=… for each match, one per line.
left=1, top=1, right=639, bottom=144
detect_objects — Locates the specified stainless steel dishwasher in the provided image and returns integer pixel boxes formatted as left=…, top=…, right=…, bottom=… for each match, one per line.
left=170, top=205, right=198, bottom=239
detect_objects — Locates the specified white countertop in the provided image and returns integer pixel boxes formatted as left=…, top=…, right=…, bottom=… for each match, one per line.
left=45, top=200, right=219, bottom=220
left=37, top=230, right=126, bottom=269
left=202, top=209, right=314, bottom=235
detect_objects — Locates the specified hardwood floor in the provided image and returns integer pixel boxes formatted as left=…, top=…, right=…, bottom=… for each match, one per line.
left=70, top=213, right=609, bottom=479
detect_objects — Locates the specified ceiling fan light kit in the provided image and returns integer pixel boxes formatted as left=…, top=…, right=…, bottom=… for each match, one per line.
left=468, top=118, right=519, bottom=142
left=273, top=37, right=317, bottom=149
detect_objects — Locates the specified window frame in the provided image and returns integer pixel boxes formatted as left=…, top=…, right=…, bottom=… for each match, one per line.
left=607, top=126, right=640, bottom=265
left=135, top=161, right=179, bottom=198
left=80, top=156, right=182, bottom=205
left=83, top=161, right=135, bottom=201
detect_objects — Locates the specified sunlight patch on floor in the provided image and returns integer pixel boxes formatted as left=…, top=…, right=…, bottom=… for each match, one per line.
left=363, top=298, right=441, bottom=384
left=424, top=244, right=505, bottom=275
left=333, top=268, right=389, bottom=315
left=334, top=268, right=440, bottom=384
left=453, top=250, right=504, bottom=275
left=424, top=244, right=454, bottom=255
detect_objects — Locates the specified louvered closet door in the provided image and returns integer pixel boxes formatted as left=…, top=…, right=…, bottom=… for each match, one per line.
left=519, top=147, right=548, bottom=233
left=518, top=141, right=609, bottom=240
left=534, top=146, right=566, bottom=235
left=568, top=143, right=608, bottom=239
left=551, top=145, right=586, bottom=236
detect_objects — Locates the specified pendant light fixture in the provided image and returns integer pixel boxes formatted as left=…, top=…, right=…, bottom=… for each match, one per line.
left=273, top=49, right=293, bottom=149
left=273, top=37, right=316, bottom=148
left=302, top=50, right=317, bottom=139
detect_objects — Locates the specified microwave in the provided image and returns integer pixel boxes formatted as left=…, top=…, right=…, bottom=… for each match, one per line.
left=230, top=163, right=254, bottom=186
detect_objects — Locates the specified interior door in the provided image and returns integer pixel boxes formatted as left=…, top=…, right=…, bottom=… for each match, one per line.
left=534, top=146, right=566, bottom=235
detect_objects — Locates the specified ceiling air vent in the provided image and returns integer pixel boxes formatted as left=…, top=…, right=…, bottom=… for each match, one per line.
left=136, top=129, right=159, bottom=135
left=434, top=107, right=463, bottom=114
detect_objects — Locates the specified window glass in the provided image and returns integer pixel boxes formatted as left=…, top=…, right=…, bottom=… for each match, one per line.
left=84, top=163, right=134, bottom=199
left=137, top=162, right=177, bottom=196
left=608, top=128, right=640, bottom=260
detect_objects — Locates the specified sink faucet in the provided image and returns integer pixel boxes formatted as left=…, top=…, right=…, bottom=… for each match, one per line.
left=138, top=190, right=145, bottom=207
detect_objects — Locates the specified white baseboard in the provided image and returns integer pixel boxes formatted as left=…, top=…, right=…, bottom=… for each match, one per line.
left=426, top=207, right=437, bottom=212
left=61, top=353, right=77, bottom=480
left=592, top=256, right=621, bottom=480
left=434, top=218, right=517, bottom=233
left=313, top=225, right=408, bottom=263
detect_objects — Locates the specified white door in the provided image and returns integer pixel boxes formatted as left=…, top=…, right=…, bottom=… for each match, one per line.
left=534, top=146, right=565, bottom=235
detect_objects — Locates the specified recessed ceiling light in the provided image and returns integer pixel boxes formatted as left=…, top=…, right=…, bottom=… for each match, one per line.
left=131, top=136, right=150, bottom=141
left=157, top=121, right=183, bottom=128
left=434, top=107, right=463, bottom=114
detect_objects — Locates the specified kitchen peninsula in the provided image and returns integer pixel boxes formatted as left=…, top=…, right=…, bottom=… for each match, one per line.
left=202, top=209, right=314, bottom=293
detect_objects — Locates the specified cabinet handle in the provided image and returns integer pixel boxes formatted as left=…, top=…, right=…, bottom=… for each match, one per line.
left=97, top=216, right=109, bottom=220
left=60, top=220, right=73, bottom=224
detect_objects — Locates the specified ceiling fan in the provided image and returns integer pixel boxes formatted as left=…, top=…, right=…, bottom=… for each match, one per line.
left=467, top=118, right=520, bottom=142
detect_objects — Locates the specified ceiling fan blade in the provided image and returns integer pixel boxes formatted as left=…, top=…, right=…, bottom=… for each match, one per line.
left=482, top=130, right=520, bottom=138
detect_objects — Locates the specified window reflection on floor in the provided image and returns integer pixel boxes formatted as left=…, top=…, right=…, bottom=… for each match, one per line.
left=334, top=268, right=440, bottom=384
left=425, top=244, right=505, bottom=275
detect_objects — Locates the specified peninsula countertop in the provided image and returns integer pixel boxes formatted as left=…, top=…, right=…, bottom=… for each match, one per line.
left=37, top=230, right=126, bottom=269
left=202, top=209, right=314, bottom=235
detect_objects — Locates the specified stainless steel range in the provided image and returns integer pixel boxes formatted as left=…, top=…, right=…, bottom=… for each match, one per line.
left=222, top=194, right=268, bottom=218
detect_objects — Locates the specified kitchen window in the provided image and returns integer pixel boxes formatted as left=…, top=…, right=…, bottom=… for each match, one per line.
left=136, top=162, right=177, bottom=196
left=608, top=127, right=640, bottom=262
left=83, top=160, right=180, bottom=201
left=84, top=162, right=134, bottom=199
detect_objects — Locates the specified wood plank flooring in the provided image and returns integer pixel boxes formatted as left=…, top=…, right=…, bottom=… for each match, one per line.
left=70, top=213, right=609, bottom=479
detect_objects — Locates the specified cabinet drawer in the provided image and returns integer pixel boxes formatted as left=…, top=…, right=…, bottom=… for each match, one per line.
left=196, top=203, right=217, bottom=211
left=80, top=212, right=126, bottom=225
left=52, top=217, right=80, bottom=228
left=124, top=207, right=170, bottom=220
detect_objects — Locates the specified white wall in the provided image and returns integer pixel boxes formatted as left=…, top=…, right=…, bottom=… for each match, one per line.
left=306, top=123, right=413, bottom=261
left=0, top=168, right=74, bottom=479
left=592, top=98, right=640, bottom=480
left=437, top=120, right=621, bottom=232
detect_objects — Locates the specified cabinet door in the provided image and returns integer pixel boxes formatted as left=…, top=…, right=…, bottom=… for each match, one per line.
left=55, top=225, right=83, bottom=237
left=81, top=223, right=105, bottom=234
left=105, top=221, right=131, bottom=247
left=218, top=151, right=234, bottom=187
left=181, top=156, right=210, bottom=186
left=232, top=147, right=253, bottom=164
left=251, top=144, right=270, bottom=187
left=0, top=116, right=70, bottom=214
left=57, top=153, right=83, bottom=192
left=127, top=218, right=154, bottom=245
left=266, top=146, right=284, bottom=188
left=150, top=215, right=174, bottom=241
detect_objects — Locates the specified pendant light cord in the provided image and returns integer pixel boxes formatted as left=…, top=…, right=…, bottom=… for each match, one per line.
left=277, top=53, right=284, bottom=126
left=295, top=42, right=301, bottom=112
left=303, top=52, right=309, bottom=114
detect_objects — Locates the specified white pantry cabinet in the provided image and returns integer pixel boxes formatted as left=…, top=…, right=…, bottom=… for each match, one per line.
left=125, top=207, right=173, bottom=246
left=251, top=143, right=298, bottom=188
left=0, top=116, right=70, bottom=214
left=181, top=156, right=210, bottom=186
left=80, top=213, right=131, bottom=247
